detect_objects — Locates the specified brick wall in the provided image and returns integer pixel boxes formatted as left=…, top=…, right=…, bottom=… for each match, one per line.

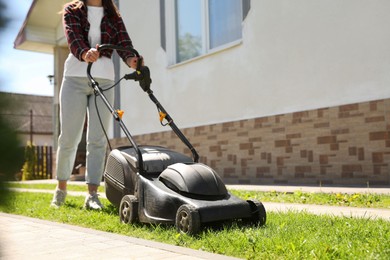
left=111, top=98, right=390, bottom=186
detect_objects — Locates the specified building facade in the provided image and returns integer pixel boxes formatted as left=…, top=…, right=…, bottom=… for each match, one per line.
left=115, top=0, right=390, bottom=186
left=15, top=0, right=390, bottom=185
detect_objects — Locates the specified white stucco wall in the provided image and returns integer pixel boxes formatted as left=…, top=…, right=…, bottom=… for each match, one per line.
left=119, top=0, right=390, bottom=136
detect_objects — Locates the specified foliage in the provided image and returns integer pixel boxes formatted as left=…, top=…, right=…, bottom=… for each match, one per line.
left=0, top=1, right=8, bottom=28
left=21, top=142, right=38, bottom=180
left=0, top=93, right=24, bottom=205
left=20, top=144, right=52, bottom=180
left=177, top=33, right=202, bottom=62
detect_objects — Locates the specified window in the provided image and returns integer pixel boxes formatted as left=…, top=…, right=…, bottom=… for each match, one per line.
left=161, top=0, right=251, bottom=65
left=175, top=0, right=203, bottom=63
left=208, top=0, right=243, bottom=49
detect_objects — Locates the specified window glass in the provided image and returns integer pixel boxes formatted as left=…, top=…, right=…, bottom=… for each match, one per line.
left=209, top=0, right=242, bottom=49
left=173, top=0, right=245, bottom=64
left=175, top=0, right=202, bottom=63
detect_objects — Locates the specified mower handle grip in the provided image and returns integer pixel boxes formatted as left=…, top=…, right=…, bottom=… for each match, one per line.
left=97, top=44, right=140, bottom=57
left=87, top=44, right=140, bottom=83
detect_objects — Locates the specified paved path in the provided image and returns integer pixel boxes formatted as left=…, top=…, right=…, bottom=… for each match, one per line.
left=0, top=213, right=238, bottom=260
left=2, top=181, right=390, bottom=259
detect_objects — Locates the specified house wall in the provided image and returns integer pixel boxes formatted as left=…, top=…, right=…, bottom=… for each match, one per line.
left=112, top=98, right=390, bottom=186
left=119, top=0, right=390, bottom=134
left=113, top=0, right=390, bottom=185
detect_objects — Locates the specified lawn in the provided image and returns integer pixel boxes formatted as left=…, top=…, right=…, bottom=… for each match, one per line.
left=6, top=182, right=104, bottom=193
left=232, top=189, right=390, bottom=209
left=6, top=182, right=390, bottom=209
left=1, top=187, right=389, bottom=259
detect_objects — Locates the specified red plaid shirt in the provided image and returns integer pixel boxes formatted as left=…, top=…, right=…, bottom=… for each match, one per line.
left=63, top=3, right=134, bottom=62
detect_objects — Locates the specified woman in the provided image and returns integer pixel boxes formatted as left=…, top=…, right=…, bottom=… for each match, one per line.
left=51, top=0, right=139, bottom=209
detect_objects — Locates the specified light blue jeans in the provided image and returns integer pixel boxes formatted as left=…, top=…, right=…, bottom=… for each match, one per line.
left=56, top=76, right=114, bottom=186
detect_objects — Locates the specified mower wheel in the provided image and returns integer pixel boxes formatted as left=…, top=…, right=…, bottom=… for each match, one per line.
left=175, top=204, right=200, bottom=235
left=246, top=200, right=266, bottom=226
left=119, top=195, right=138, bottom=224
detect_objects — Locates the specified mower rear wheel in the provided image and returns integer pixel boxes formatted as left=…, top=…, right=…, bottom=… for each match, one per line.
left=119, top=195, right=138, bottom=224
left=246, top=200, right=266, bottom=226
left=175, top=204, right=200, bottom=235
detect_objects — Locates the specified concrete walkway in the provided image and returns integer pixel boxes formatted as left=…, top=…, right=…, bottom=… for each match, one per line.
left=1, top=181, right=390, bottom=259
left=0, top=213, right=238, bottom=260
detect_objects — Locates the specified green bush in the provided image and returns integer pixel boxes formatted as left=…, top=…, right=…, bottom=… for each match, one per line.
left=0, top=93, right=24, bottom=205
left=22, top=142, right=37, bottom=180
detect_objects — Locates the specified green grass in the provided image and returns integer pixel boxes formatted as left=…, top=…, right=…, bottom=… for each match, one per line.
left=231, top=190, right=390, bottom=209
left=5, top=182, right=104, bottom=193
left=1, top=192, right=389, bottom=259
left=6, top=182, right=390, bottom=209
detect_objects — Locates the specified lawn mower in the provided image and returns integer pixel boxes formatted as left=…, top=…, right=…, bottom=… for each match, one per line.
left=87, top=44, right=266, bottom=235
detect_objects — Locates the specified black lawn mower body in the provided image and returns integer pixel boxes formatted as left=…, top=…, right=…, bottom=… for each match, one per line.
left=87, top=45, right=266, bottom=235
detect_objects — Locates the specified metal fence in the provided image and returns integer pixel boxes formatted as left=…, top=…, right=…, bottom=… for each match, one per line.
left=27, top=145, right=53, bottom=180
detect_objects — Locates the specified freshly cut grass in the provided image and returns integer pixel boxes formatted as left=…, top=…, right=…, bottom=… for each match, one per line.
left=1, top=192, right=389, bottom=259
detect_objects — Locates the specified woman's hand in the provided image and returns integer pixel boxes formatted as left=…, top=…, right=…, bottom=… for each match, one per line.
left=82, top=44, right=100, bottom=63
left=127, top=56, right=144, bottom=70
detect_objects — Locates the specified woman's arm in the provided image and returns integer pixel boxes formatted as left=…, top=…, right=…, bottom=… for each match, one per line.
left=63, top=5, right=90, bottom=62
left=114, top=16, right=137, bottom=64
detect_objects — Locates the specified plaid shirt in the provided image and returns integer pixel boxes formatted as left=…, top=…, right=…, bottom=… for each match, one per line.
left=63, top=3, right=134, bottom=62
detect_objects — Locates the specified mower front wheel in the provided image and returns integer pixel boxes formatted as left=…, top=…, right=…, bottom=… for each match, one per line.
left=175, top=204, right=200, bottom=235
left=119, top=195, right=138, bottom=224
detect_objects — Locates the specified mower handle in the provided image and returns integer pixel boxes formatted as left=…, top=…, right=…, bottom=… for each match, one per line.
left=87, top=44, right=140, bottom=84
left=86, top=44, right=200, bottom=164
left=87, top=44, right=151, bottom=92
left=98, top=44, right=140, bottom=57
left=86, top=44, right=146, bottom=172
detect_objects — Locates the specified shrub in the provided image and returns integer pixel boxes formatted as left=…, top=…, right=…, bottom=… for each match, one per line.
left=22, top=142, right=37, bottom=180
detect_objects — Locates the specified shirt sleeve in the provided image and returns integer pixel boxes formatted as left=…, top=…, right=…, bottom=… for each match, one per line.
left=115, top=16, right=135, bottom=62
left=63, top=5, right=90, bottom=62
